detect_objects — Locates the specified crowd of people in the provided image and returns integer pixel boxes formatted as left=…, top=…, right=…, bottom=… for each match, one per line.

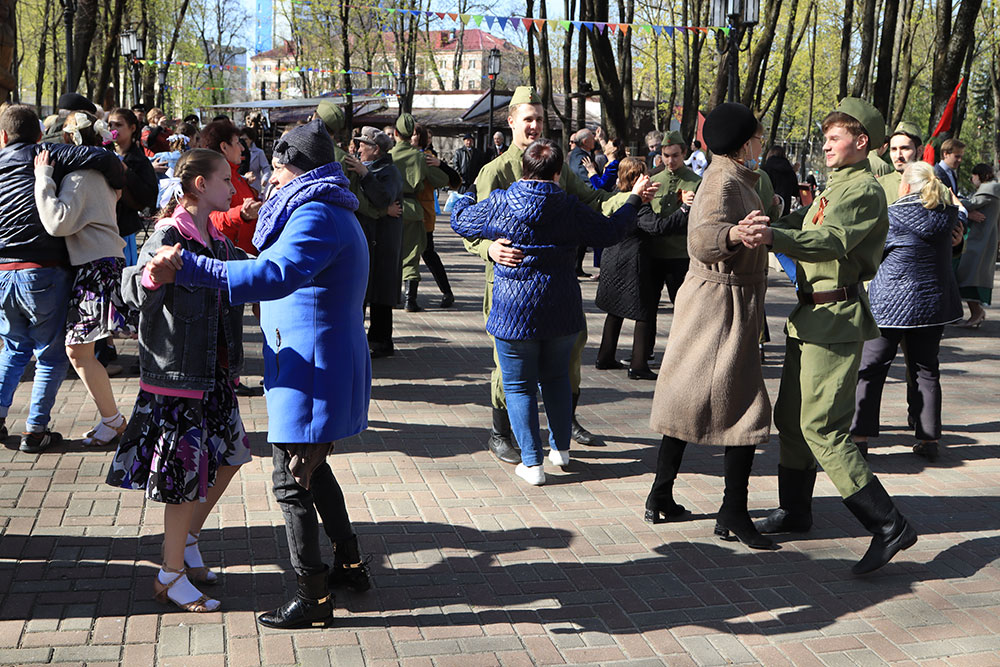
left=1, top=80, right=996, bottom=628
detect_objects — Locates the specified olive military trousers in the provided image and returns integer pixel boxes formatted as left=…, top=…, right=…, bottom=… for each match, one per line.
left=774, top=337, right=875, bottom=498
left=401, top=219, right=427, bottom=282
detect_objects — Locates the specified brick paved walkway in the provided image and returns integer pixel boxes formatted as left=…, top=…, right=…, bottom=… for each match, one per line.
left=1, top=230, right=999, bottom=666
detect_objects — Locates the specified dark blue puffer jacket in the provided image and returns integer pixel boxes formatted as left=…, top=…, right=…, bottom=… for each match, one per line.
left=868, top=194, right=963, bottom=328
left=451, top=180, right=639, bottom=340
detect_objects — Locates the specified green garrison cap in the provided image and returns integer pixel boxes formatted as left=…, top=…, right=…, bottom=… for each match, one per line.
left=508, top=85, right=541, bottom=109
left=835, top=97, right=886, bottom=149
left=663, top=130, right=685, bottom=147
left=316, top=100, right=344, bottom=132
left=395, top=113, right=416, bottom=137
left=892, top=121, right=923, bottom=144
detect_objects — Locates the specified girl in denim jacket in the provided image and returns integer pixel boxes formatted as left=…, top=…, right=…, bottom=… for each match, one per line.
left=106, top=149, right=250, bottom=614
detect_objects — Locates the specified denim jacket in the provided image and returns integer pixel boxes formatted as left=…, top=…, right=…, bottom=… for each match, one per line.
left=121, top=224, right=246, bottom=391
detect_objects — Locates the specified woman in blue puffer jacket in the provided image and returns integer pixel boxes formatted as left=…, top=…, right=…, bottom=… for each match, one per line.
left=852, top=160, right=964, bottom=463
left=451, top=138, right=653, bottom=486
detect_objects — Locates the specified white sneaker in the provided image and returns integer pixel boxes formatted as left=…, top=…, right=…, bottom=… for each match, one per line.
left=548, top=448, right=570, bottom=468
left=515, top=463, right=545, bottom=486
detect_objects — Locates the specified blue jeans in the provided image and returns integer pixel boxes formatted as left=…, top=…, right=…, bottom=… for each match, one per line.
left=0, top=267, right=73, bottom=429
left=495, top=333, right=577, bottom=467
left=123, top=234, right=138, bottom=266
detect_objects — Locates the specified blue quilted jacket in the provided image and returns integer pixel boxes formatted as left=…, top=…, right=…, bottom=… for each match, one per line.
left=452, top=180, right=639, bottom=340
left=868, top=194, right=963, bottom=328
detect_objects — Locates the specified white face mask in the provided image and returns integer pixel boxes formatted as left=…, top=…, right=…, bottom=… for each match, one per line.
left=744, top=156, right=760, bottom=170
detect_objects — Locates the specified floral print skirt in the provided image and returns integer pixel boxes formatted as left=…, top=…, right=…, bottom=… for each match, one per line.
left=106, top=366, right=251, bottom=504
left=65, top=257, right=137, bottom=345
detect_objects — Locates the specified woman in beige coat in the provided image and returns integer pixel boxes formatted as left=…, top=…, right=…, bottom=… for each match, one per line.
left=645, top=103, right=777, bottom=550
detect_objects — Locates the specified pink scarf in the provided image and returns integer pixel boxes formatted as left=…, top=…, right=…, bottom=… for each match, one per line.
left=154, top=205, right=226, bottom=248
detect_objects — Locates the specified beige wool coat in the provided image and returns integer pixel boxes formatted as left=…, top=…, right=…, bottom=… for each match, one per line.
left=649, top=157, right=771, bottom=446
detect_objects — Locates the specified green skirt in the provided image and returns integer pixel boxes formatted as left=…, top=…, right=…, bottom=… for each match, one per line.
left=959, top=286, right=991, bottom=306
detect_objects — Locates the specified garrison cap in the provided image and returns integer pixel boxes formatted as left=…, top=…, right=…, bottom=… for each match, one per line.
left=663, top=131, right=685, bottom=148
left=395, top=113, right=416, bottom=137
left=835, top=97, right=886, bottom=149
left=316, top=100, right=344, bottom=132
left=508, top=86, right=541, bottom=109
left=892, top=121, right=923, bottom=145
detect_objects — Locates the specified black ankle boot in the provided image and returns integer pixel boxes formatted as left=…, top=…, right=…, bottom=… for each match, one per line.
left=488, top=407, right=521, bottom=464
left=843, top=477, right=917, bottom=575
left=714, top=447, right=779, bottom=550
left=329, top=535, right=372, bottom=592
left=404, top=280, right=422, bottom=312
left=755, top=466, right=817, bottom=534
left=644, top=436, right=691, bottom=523
left=258, top=570, right=334, bottom=629
left=571, top=392, right=603, bottom=446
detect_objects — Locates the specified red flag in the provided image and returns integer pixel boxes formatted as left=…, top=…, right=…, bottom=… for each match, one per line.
left=923, top=77, right=964, bottom=164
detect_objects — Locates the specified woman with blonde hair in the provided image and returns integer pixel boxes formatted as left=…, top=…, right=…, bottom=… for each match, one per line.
left=853, top=160, right=965, bottom=462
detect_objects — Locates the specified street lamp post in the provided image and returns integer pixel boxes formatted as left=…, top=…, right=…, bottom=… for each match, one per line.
left=486, top=47, right=501, bottom=153
left=119, top=29, right=145, bottom=108
left=59, top=0, right=77, bottom=93
left=710, top=0, right=759, bottom=103
left=157, top=69, right=167, bottom=111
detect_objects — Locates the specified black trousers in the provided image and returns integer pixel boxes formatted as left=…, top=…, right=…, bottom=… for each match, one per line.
left=421, top=231, right=452, bottom=296
left=852, top=325, right=945, bottom=442
left=271, top=444, right=353, bottom=576
left=368, top=303, right=393, bottom=346
left=644, top=257, right=689, bottom=357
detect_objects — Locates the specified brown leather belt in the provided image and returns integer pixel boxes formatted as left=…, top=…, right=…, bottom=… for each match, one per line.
left=797, top=283, right=860, bottom=305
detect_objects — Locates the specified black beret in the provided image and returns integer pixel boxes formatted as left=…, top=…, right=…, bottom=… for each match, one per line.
left=703, top=103, right=759, bottom=155
left=57, top=92, right=97, bottom=114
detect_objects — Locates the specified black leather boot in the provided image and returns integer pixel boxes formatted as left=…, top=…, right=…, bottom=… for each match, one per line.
left=488, top=407, right=521, bottom=464
left=571, top=392, right=603, bottom=446
left=714, top=447, right=779, bottom=550
left=404, top=280, right=422, bottom=312
left=328, top=534, right=372, bottom=592
left=258, top=570, right=334, bottom=629
left=843, top=477, right=917, bottom=575
left=644, top=436, right=691, bottom=523
left=754, top=465, right=817, bottom=534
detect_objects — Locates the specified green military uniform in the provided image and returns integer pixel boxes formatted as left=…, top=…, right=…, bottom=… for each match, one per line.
left=868, top=150, right=894, bottom=177
left=316, top=100, right=350, bottom=164
left=466, top=89, right=631, bottom=409
left=754, top=169, right=781, bottom=345
left=769, top=100, right=890, bottom=499
left=390, top=114, right=449, bottom=283
left=649, top=132, right=702, bottom=259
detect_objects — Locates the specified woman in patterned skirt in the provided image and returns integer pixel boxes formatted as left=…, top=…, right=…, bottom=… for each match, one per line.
left=106, top=149, right=251, bottom=613
left=33, top=111, right=133, bottom=447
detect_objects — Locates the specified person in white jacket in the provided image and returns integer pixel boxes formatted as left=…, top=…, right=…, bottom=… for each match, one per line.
left=33, top=111, right=130, bottom=447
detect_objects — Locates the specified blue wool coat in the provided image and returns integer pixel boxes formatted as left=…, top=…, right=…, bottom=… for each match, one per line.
left=223, top=165, right=371, bottom=445
left=868, top=194, right=963, bottom=328
left=451, top=180, right=639, bottom=340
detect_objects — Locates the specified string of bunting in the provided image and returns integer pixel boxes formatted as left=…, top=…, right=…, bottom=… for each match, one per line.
left=134, top=58, right=398, bottom=77
left=288, top=1, right=731, bottom=37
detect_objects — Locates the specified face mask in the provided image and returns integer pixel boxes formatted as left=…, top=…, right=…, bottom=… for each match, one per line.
left=744, top=156, right=760, bottom=170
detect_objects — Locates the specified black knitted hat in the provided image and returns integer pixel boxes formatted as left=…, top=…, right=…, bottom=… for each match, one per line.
left=703, top=103, right=759, bottom=155
left=272, top=119, right=336, bottom=173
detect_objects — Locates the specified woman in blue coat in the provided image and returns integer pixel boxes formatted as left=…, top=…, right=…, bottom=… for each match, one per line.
left=451, top=139, right=651, bottom=486
left=147, top=120, right=372, bottom=629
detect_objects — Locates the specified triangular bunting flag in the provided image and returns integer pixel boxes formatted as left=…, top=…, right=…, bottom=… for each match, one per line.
left=533, top=19, right=546, bottom=31
left=509, top=17, right=520, bottom=29
left=435, top=12, right=445, bottom=19
left=721, top=26, right=731, bottom=36
left=558, top=19, right=571, bottom=29
left=447, top=12, right=458, bottom=20
left=459, top=13, right=470, bottom=23
left=619, top=23, right=629, bottom=34
left=485, top=15, right=495, bottom=28
left=472, top=15, right=483, bottom=25
left=596, top=22, right=606, bottom=34
left=652, top=25, right=663, bottom=35
left=667, top=26, right=677, bottom=35
left=497, top=16, right=508, bottom=29
left=522, top=18, right=533, bottom=30
left=571, top=21, right=583, bottom=30
left=581, top=21, right=593, bottom=31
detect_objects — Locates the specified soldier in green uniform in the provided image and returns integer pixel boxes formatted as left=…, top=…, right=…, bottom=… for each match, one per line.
left=740, top=98, right=917, bottom=575
left=391, top=114, right=449, bottom=311
left=648, top=132, right=702, bottom=308
left=465, top=86, right=649, bottom=463
left=315, top=100, right=349, bottom=163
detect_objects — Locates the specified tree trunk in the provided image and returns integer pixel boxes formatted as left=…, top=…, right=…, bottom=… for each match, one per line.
left=149, top=0, right=190, bottom=111
left=340, top=3, right=352, bottom=132
left=741, top=0, right=783, bottom=110
left=451, top=0, right=467, bottom=90
left=951, top=37, right=977, bottom=139
left=526, top=0, right=536, bottom=89
left=929, top=0, right=983, bottom=136
left=35, top=0, right=51, bottom=112
left=536, top=1, right=554, bottom=137
left=69, top=0, right=97, bottom=92
left=850, top=0, right=876, bottom=98
left=991, top=49, right=1000, bottom=167
left=95, top=0, right=127, bottom=109
left=560, top=0, right=574, bottom=145
left=768, top=0, right=810, bottom=146
left=890, top=0, right=921, bottom=129
left=838, top=0, right=853, bottom=100
left=680, top=0, right=704, bottom=144
left=575, top=1, right=586, bottom=129
left=870, top=0, right=899, bottom=117
left=583, top=0, right=629, bottom=141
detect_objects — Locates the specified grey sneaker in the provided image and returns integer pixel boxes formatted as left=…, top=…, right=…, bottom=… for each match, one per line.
left=19, top=430, right=62, bottom=454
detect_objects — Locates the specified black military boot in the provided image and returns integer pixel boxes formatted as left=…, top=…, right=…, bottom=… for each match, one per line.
left=257, top=569, right=334, bottom=629
left=570, top=392, right=603, bottom=446
left=714, top=447, right=779, bottom=550
left=843, top=477, right=917, bottom=575
left=328, top=534, right=372, bottom=592
left=644, top=436, right=691, bottom=524
left=754, top=465, right=817, bottom=534
left=488, top=407, right=520, bottom=464
left=404, top=280, right=422, bottom=312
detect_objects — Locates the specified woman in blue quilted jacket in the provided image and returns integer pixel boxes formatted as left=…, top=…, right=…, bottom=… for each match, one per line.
left=852, top=161, right=964, bottom=462
left=451, top=139, right=653, bottom=485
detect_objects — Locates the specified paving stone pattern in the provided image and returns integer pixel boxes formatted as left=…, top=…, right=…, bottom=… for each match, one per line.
left=1, top=231, right=999, bottom=666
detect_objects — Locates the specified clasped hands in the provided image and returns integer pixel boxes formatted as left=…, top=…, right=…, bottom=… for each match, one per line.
left=145, top=242, right=184, bottom=285
left=729, top=209, right=772, bottom=248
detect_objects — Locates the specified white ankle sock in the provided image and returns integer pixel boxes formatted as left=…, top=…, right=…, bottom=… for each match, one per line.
left=184, top=533, right=205, bottom=569
left=86, top=413, right=124, bottom=444
left=158, top=568, right=218, bottom=610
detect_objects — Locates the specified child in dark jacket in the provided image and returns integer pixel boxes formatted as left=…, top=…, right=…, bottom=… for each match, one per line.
left=106, top=149, right=250, bottom=614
